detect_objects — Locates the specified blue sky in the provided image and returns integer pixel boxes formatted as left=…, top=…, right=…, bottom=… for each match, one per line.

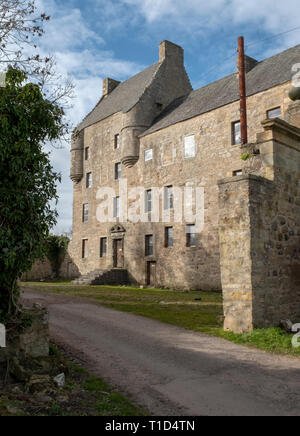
left=35, top=0, right=300, bottom=234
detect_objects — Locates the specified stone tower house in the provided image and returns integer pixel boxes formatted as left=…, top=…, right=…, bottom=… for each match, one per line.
left=69, top=41, right=300, bottom=333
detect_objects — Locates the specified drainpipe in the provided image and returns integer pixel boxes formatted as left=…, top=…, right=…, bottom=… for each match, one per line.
left=238, top=36, right=248, bottom=145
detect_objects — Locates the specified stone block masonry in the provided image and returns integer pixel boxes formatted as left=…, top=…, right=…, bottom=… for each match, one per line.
left=219, top=118, right=300, bottom=332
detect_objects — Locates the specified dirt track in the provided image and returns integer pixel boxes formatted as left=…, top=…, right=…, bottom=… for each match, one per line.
left=23, top=289, right=300, bottom=416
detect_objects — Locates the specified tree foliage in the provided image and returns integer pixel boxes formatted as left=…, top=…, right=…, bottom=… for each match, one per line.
left=0, top=0, right=74, bottom=109
left=0, top=68, right=66, bottom=323
left=45, top=235, right=69, bottom=278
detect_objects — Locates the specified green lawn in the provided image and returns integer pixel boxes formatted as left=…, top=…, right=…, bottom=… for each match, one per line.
left=21, top=282, right=300, bottom=357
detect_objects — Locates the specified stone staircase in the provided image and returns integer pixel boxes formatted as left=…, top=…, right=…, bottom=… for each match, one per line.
left=72, top=269, right=129, bottom=286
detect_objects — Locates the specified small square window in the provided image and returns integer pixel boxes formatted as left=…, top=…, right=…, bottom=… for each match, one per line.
left=184, top=135, right=196, bottom=158
left=186, top=225, right=196, bottom=247
left=82, top=239, right=88, bottom=259
left=165, top=227, right=174, bottom=248
left=82, top=204, right=89, bottom=222
left=115, top=162, right=122, bottom=180
left=113, top=196, right=120, bottom=218
left=267, top=107, right=282, bottom=119
left=100, top=237, right=107, bottom=258
left=145, top=189, right=152, bottom=213
left=85, top=147, right=90, bottom=161
left=145, top=149, right=153, bottom=162
left=86, top=172, right=92, bottom=188
left=232, top=121, right=241, bottom=145
left=145, top=235, right=154, bottom=256
left=114, top=134, right=120, bottom=149
left=164, top=186, right=173, bottom=210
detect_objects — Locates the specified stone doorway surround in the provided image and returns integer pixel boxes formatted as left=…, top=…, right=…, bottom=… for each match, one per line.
left=110, top=224, right=126, bottom=269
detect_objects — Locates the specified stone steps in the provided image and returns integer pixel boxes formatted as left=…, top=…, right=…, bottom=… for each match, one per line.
left=72, top=269, right=129, bottom=286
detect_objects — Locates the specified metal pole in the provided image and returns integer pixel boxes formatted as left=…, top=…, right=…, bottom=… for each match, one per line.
left=238, top=36, right=248, bottom=145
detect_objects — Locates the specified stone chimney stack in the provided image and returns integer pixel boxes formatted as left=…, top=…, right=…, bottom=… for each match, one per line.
left=102, top=78, right=120, bottom=98
left=236, top=55, right=258, bottom=73
left=159, top=40, right=184, bottom=64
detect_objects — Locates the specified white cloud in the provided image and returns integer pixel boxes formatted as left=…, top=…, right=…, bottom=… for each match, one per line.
left=32, top=0, right=145, bottom=234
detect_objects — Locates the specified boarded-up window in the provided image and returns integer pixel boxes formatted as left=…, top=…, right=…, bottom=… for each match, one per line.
left=145, top=149, right=153, bottom=162
left=164, top=186, right=173, bottom=210
left=232, top=121, right=241, bottom=145
left=184, top=135, right=196, bottom=158
left=113, top=196, right=120, bottom=218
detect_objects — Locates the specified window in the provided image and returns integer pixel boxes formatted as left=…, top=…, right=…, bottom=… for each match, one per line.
left=100, top=238, right=107, bottom=258
left=145, top=189, right=152, bottom=213
left=115, top=162, right=122, bottom=180
left=113, top=196, right=120, bottom=218
left=82, top=204, right=89, bottom=222
left=86, top=172, right=92, bottom=188
left=232, top=121, right=241, bottom=145
left=267, top=107, right=282, bottom=119
left=165, top=227, right=174, bottom=248
left=184, top=135, right=196, bottom=158
left=233, top=170, right=243, bottom=177
left=145, top=235, right=154, bottom=256
left=114, top=134, right=120, bottom=149
left=144, top=149, right=153, bottom=162
left=85, top=147, right=90, bottom=161
left=164, top=186, right=173, bottom=210
left=82, top=239, right=88, bottom=259
left=186, top=225, right=196, bottom=247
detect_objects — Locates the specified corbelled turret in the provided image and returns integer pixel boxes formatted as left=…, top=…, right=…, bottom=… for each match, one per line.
left=70, top=128, right=84, bottom=183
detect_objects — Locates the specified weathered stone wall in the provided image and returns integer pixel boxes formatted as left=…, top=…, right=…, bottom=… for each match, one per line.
left=22, top=252, right=80, bottom=282
left=219, top=118, right=300, bottom=332
left=70, top=80, right=291, bottom=290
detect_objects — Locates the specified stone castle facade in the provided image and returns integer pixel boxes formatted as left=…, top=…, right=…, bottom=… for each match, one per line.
left=69, top=41, right=300, bottom=333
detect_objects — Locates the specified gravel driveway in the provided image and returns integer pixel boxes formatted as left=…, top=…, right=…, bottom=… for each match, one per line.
left=23, top=289, right=300, bottom=416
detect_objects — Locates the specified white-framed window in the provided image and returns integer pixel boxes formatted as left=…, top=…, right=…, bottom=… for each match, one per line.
left=267, top=107, right=282, bottom=119
left=115, top=162, right=122, bottom=180
left=82, top=204, right=89, bottom=222
left=145, top=189, right=152, bottom=213
left=184, top=135, right=196, bottom=158
left=113, top=196, right=120, bottom=218
left=86, top=172, right=92, bottom=188
left=232, top=121, right=241, bottom=145
left=85, top=147, right=90, bottom=161
left=145, top=149, right=153, bottom=162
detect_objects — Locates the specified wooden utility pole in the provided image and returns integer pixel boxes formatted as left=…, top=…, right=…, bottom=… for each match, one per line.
left=238, top=36, right=248, bottom=145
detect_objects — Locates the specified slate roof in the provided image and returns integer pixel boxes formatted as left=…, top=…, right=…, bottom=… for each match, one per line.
left=142, top=44, right=300, bottom=136
left=78, top=62, right=161, bottom=131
